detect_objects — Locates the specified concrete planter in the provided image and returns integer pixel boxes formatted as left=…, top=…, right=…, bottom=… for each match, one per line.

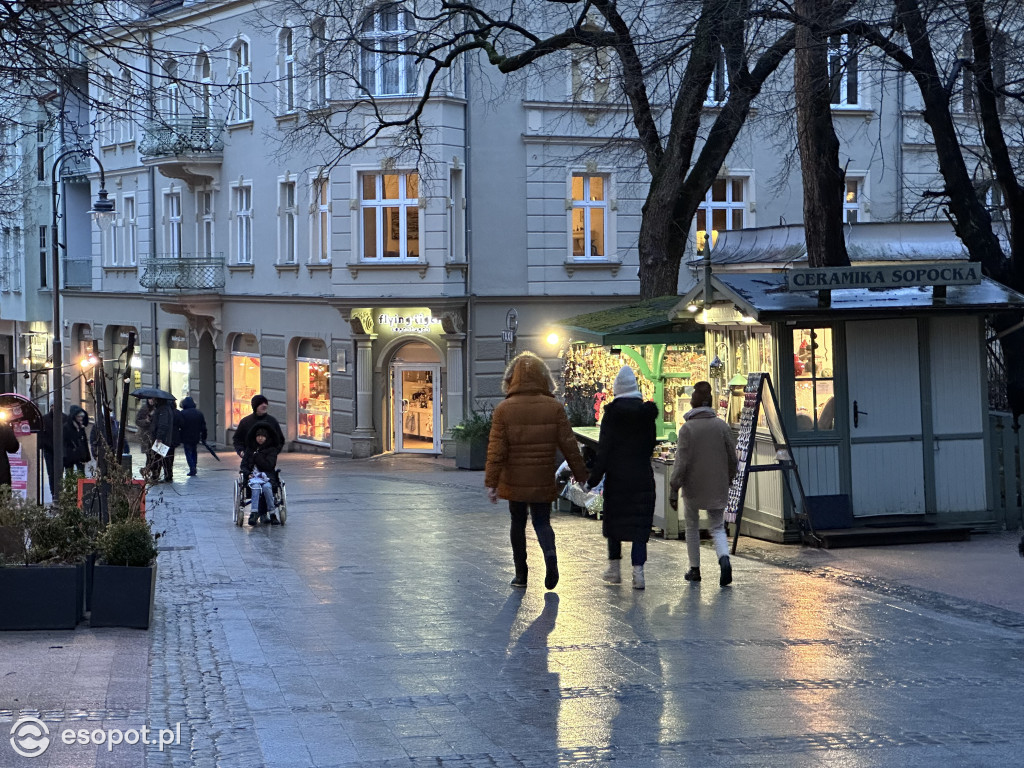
left=89, top=563, right=157, bottom=629
left=455, top=438, right=488, bottom=470
left=0, top=564, right=84, bottom=630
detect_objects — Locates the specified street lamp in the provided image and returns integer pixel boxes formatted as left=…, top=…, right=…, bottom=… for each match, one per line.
left=51, top=150, right=116, bottom=479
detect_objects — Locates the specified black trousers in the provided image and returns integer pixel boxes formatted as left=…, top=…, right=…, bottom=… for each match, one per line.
left=508, top=501, right=556, bottom=571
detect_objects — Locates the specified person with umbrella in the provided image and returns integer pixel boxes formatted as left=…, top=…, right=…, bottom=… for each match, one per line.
left=178, top=397, right=207, bottom=477
left=148, top=397, right=178, bottom=483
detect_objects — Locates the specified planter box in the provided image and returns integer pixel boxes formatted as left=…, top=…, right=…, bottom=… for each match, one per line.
left=455, top=438, right=488, bottom=470
left=0, top=564, right=84, bottom=630
left=90, top=563, right=157, bottom=629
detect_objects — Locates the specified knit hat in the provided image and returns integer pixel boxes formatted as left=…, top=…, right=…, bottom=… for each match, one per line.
left=613, top=366, right=641, bottom=399
left=251, top=394, right=269, bottom=410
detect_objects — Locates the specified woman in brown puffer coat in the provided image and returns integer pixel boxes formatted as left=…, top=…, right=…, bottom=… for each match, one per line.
left=485, top=351, right=588, bottom=590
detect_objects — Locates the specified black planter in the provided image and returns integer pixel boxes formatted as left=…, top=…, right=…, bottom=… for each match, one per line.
left=455, top=437, right=488, bottom=470
left=89, top=563, right=157, bottom=629
left=0, top=564, right=84, bottom=630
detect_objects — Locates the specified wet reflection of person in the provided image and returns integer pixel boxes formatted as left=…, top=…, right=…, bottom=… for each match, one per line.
left=505, top=593, right=560, bottom=753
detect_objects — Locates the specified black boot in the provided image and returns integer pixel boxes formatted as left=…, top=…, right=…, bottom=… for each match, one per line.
left=544, top=555, right=559, bottom=590
left=719, top=555, right=733, bottom=587
left=510, top=569, right=527, bottom=588
left=684, top=567, right=702, bottom=582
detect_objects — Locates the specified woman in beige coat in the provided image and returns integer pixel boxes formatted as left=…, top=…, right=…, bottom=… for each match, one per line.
left=485, top=352, right=587, bottom=590
left=669, top=381, right=738, bottom=586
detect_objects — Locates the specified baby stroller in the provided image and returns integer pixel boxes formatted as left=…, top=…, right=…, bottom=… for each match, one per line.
left=233, top=468, right=288, bottom=526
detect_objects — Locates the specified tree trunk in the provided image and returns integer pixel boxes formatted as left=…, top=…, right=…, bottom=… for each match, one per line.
left=638, top=176, right=688, bottom=298
left=794, top=0, right=850, bottom=268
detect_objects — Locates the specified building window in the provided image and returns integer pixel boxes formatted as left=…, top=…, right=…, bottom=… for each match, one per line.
left=36, top=122, right=45, bottom=182
left=696, top=177, right=746, bottom=254
left=449, top=168, right=465, bottom=262
left=311, top=174, right=330, bottom=263
left=234, top=184, right=253, bottom=264
left=163, top=58, right=181, bottom=120
left=297, top=339, right=330, bottom=444
left=99, top=72, right=115, bottom=145
left=106, top=210, right=119, bottom=265
left=571, top=173, right=608, bottom=259
left=230, top=40, right=252, bottom=122
left=279, top=27, right=296, bottom=113
left=359, top=6, right=417, bottom=96
left=705, top=46, right=729, bottom=105
left=828, top=34, right=859, bottom=107
left=164, top=191, right=181, bottom=258
left=0, top=227, right=21, bottom=292
left=198, top=191, right=214, bottom=258
left=39, top=226, right=47, bottom=288
left=844, top=177, right=866, bottom=223
left=310, top=19, right=329, bottom=106
left=196, top=53, right=213, bottom=119
left=279, top=180, right=297, bottom=264
left=123, top=196, right=137, bottom=266
left=360, top=172, right=419, bottom=260
left=793, top=327, right=835, bottom=432
left=120, top=69, right=136, bottom=142
left=230, top=334, right=260, bottom=428
left=961, top=29, right=1007, bottom=114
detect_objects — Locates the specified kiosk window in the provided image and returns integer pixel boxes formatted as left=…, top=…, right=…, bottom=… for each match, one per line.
left=793, top=327, right=834, bottom=431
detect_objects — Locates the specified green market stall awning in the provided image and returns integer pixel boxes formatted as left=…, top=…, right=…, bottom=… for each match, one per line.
left=556, top=296, right=704, bottom=346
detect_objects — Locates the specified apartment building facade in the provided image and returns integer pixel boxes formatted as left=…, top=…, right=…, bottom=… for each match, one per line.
left=18, top=1, right=1007, bottom=456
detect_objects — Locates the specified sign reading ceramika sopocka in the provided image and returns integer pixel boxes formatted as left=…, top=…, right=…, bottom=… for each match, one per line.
left=786, top=262, right=981, bottom=291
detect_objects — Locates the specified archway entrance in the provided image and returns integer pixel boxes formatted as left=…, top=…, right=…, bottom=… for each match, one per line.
left=388, top=341, right=441, bottom=454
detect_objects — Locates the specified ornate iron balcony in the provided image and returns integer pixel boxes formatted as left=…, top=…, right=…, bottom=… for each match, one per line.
left=140, top=254, right=225, bottom=291
left=139, top=118, right=225, bottom=158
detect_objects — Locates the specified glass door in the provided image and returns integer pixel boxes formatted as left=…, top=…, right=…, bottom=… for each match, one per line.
left=392, top=364, right=441, bottom=453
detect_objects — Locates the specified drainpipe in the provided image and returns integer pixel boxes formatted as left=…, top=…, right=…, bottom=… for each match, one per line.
left=463, top=52, right=473, bottom=421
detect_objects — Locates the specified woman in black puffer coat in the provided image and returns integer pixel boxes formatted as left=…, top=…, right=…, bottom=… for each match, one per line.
left=587, top=366, right=658, bottom=590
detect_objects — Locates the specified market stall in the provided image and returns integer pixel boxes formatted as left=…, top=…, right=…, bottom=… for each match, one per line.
left=672, top=265, right=1024, bottom=544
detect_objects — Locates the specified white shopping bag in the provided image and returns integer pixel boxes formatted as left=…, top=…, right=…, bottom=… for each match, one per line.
left=151, top=439, right=170, bottom=457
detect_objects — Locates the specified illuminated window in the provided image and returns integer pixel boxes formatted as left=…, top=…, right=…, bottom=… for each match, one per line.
left=230, top=334, right=261, bottom=427
left=792, top=327, right=835, bottom=432
left=297, top=339, right=330, bottom=444
left=844, top=177, right=866, bottom=223
left=571, top=173, right=608, bottom=259
left=696, top=177, right=745, bottom=254
left=360, top=171, right=419, bottom=260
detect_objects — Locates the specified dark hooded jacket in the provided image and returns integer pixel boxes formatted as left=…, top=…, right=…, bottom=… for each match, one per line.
left=240, top=425, right=280, bottom=478
left=233, top=402, right=285, bottom=455
left=177, top=397, right=207, bottom=446
left=0, top=422, right=19, bottom=486
left=149, top=398, right=179, bottom=447
left=587, top=397, right=659, bottom=542
left=63, top=405, right=91, bottom=467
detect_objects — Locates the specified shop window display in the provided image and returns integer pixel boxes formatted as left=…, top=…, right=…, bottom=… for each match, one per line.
left=792, top=327, right=835, bottom=431
left=230, top=340, right=261, bottom=427
left=298, top=359, right=330, bottom=443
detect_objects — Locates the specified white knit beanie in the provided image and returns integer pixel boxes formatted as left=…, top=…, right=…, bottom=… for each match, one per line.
left=613, top=366, right=641, bottom=399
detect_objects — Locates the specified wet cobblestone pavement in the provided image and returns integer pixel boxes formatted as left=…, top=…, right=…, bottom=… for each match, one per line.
left=4, top=451, right=1024, bottom=766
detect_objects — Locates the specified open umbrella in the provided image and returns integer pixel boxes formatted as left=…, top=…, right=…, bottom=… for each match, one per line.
left=129, top=387, right=177, bottom=401
left=200, top=441, right=221, bottom=461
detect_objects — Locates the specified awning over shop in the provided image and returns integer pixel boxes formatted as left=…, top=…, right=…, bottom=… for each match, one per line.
left=673, top=272, right=1024, bottom=324
left=556, top=295, right=704, bottom=345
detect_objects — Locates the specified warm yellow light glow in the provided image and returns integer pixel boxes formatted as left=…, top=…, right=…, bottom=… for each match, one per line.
left=80, top=355, right=99, bottom=370
left=687, top=303, right=699, bottom=313
left=546, top=332, right=560, bottom=346
left=742, top=316, right=756, bottom=324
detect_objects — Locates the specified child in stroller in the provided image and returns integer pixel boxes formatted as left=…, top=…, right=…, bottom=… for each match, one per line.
left=241, top=425, right=280, bottom=526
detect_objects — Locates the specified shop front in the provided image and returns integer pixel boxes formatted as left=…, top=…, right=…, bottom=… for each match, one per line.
left=229, top=333, right=261, bottom=429
left=296, top=338, right=331, bottom=446
left=165, top=330, right=189, bottom=402
left=348, top=306, right=465, bottom=458
left=105, top=325, right=142, bottom=426
left=674, top=266, right=1024, bottom=543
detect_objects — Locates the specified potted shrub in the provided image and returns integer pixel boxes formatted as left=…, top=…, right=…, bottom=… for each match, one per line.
left=0, top=479, right=97, bottom=630
left=90, top=515, right=159, bottom=629
left=452, top=409, right=491, bottom=470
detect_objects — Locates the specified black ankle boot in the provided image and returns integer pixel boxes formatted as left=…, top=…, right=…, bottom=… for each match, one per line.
left=719, top=555, right=733, bottom=587
left=510, top=569, right=527, bottom=588
left=684, top=567, right=701, bottom=582
left=544, top=556, right=559, bottom=590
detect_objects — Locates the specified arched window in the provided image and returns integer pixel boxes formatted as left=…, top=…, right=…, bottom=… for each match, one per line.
left=359, top=6, right=417, bottom=96
left=162, top=58, right=180, bottom=120
left=279, top=27, right=296, bottom=113
left=196, top=52, right=213, bottom=119
left=230, top=40, right=252, bottom=122
left=310, top=18, right=329, bottom=106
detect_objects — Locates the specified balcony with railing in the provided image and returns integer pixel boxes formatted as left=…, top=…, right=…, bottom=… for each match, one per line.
left=139, top=118, right=225, bottom=188
left=140, top=253, right=225, bottom=292
left=64, top=258, right=92, bottom=289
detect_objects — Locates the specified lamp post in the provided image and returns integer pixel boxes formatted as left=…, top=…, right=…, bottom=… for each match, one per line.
left=51, top=150, right=116, bottom=479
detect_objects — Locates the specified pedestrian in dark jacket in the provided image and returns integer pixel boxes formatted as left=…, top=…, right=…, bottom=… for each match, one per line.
left=233, top=394, right=285, bottom=457
left=240, top=424, right=281, bottom=526
left=669, top=381, right=739, bottom=587
left=148, top=398, right=178, bottom=482
left=178, top=396, right=208, bottom=477
left=586, top=366, right=658, bottom=590
left=63, top=405, right=90, bottom=473
left=484, top=351, right=588, bottom=591
left=0, top=421, right=19, bottom=487
left=39, top=407, right=55, bottom=494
